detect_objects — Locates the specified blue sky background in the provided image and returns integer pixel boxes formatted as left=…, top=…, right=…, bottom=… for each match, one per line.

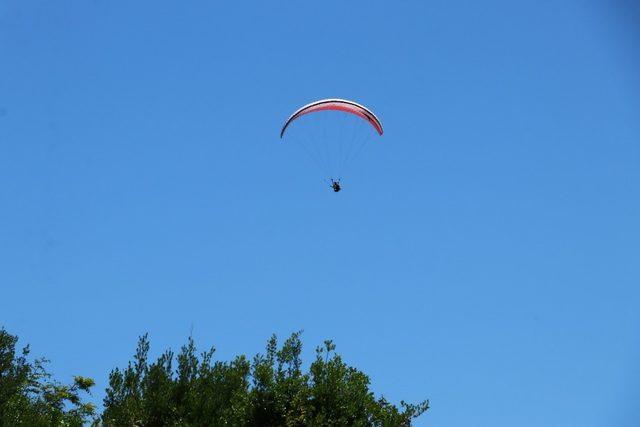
left=1, top=1, right=639, bottom=425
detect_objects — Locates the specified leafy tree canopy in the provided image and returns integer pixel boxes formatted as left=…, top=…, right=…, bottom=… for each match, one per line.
left=0, top=327, right=428, bottom=426
left=102, top=332, right=428, bottom=426
left=0, top=327, right=96, bottom=426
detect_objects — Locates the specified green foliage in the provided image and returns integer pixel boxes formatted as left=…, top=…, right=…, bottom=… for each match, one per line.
left=0, top=327, right=428, bottom=426
left=102, top=332, right=428, bottom=426
left=0, top=327, right=96, bottom=426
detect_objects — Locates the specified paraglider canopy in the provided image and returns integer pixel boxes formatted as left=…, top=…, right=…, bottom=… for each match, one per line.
left=280, top=98, right=383, bottom=138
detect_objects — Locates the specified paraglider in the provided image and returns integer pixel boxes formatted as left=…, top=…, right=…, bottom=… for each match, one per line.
left=280, top=99, right=383, bottom=191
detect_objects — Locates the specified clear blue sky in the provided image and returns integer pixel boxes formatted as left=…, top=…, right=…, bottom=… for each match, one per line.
left=1, top=1, right=639, bottom=425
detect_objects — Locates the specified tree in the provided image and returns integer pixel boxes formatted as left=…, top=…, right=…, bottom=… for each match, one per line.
left=102, top=332, right=428, bottom=426
left=0, top=327, right=96, bottom=426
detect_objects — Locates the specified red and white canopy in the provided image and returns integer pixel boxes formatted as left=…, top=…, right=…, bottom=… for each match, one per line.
left=280, top=98, right=383, bottom=138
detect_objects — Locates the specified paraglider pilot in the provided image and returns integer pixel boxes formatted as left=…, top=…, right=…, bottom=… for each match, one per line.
left=331, top=179, right=341, bottom=192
